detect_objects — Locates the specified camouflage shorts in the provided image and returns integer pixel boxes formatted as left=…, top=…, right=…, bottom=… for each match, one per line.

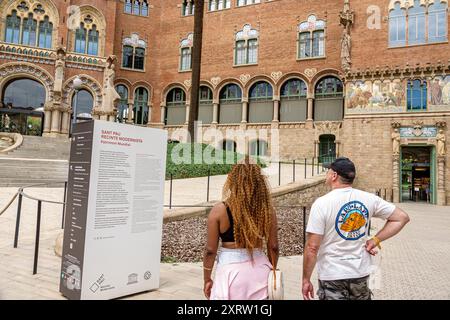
left=317, top=276, right=373, bottom=300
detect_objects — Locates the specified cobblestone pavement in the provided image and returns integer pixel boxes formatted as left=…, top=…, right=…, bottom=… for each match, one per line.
left=0, top=188, right=449, bottom=300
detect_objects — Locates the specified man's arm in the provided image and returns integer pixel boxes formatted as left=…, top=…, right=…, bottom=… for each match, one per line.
left=302, top=233, right=323, bottom=300
left=366, top=206, right=410, bottom=252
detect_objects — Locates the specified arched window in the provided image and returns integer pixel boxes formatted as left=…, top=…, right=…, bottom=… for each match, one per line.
left=133, top=0, right=140, bottom=15
left=314, top=77, right=344, bottom=121
left=75, top=23, right=87, bottom=53
left=319, top=135, right=336, bottom=164
left=222, top=140, right=236, bottom=153
left=235, top=24, right=259, bottom=65
left=408, top=0, right=426, bottom=45
left=249, top=140, right=268, bottom=157
left=209, top=0, right=231, bottom=11
left=298, top=15, right=326, bottom=59
left=2, top=78, right=46, bottom=110
left=219, top=84, right=242, bottom=124
left=389, top=0, right=448, bottom=46
left=116, top=85, right=129, bottom=123
left=74, top=15, right=101, bottom=56
left=429, top=1, right=448, bottom=43
left=198, top=86, right=213, bottom=124
left=182, top=1, right=195, bottom=16
left=134, top=87, right=149, bottom=125
left=122, top=34, right=147, bottom=70
left=280, top=79, right=307, bottom=122
left=21, top=13, right=37, bottom=46
left=407, top=79, right=427, bottom=111
left=2, top=78, right=46, bottom=136
left=124, top=0, right=132, bottom=14
left=72, top=89, right=94, bottom=119
left=87, top=25, right=99, bottom=56
left=165, top=88, right=186, bottom=125
left=5, top=10, right=21, bottom=44
left=248, top=81, right=273, bottom=123
left=180, top=33, right=193, bottom=71
left=141, top=1, right=149, bottom=16
left=389, top=3, right=407, bottom=46
left=38, top=16, right=52, bottom=49
left=4, top=4, right=55, bottom=49
left=237, top=0, right=261, bottom=7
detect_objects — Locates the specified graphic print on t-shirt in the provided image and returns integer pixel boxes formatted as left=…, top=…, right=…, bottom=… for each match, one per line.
left=335, top=201, right=369, bottom=241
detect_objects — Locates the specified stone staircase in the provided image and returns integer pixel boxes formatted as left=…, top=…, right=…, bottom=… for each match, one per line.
left=0, top=136, right=70, bottom=187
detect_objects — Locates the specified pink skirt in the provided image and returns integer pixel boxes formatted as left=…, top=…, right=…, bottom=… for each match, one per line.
left=210, top=248, right=272, bottom=300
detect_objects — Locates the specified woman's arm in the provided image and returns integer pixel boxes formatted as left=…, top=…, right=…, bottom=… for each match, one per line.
left=203, top=203, right=222, bottom=299
left=266, top=209, right=279, bottom=269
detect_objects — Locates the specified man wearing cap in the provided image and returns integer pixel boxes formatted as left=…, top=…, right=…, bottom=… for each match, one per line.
left=302, top=157, right=410, bottom=300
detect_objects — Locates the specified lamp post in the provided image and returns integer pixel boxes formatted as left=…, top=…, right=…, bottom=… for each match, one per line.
left=70, top=76, right=83, bottom=137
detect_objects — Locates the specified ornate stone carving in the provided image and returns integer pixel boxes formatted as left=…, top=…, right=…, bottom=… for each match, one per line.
left=271, top=71, right=283, bottom=83
left=184, top=79, right=192, bottom=89
left=0, top=62, right=54, bottom=101
left=391, top=122, right=402, bottom=129
left=53, top=47, right=66, bottom=95
left=62, top=75, right=103, bottom=111
left=339, top=0, right=354, bottom=72
left=436, top=129, right=446, bottom=157
left=98, top=56, right=120, bottom=114
left=392, top=128, right=401, bottom=156
left=304, top=68, right=317, bottom=79
left=211, top=77, right=221, bottom=87
left=240, top=74, right=251, bottom=85
left=314, top=121, right=342, bottom=140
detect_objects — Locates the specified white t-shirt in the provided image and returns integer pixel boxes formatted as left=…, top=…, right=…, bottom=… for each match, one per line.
left=306, top=187, right=396, bottom=281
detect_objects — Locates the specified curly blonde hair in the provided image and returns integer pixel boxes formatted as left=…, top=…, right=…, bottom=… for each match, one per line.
left=222, top=157, right=274, bottom=257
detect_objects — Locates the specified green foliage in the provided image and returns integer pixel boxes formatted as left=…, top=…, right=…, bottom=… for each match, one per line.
left=166, top=142, right=266, bottom=179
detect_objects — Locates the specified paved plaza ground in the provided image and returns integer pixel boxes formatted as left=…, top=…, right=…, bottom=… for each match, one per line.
left=1, top=177, right=449, bottom=301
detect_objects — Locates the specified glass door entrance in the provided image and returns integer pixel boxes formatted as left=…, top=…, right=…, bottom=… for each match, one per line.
left=401, top=146, right=435, bottom=204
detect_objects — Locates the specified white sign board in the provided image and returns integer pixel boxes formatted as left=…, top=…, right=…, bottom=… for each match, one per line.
left=60, top=120, right=167, bottom=300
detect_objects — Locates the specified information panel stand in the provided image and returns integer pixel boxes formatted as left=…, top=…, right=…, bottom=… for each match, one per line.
left=60, top=120, right=167, bottom=300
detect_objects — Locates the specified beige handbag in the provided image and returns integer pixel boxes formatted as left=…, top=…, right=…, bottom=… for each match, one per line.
left=268, top=254, right=284, bottom=300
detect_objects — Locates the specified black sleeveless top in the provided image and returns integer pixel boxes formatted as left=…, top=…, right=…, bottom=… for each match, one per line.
left=219, top=203, right=235, bottom=243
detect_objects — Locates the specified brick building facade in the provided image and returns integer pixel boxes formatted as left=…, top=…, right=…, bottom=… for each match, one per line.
left=0, top=0, right=449, bottom=205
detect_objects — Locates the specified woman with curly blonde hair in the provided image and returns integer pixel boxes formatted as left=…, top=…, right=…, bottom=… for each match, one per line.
left=203, top=156, right=279, bottom=300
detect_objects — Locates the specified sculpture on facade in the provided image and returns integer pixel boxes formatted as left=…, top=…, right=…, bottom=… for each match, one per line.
left=341, top=25, right=352, bottom=71
left=54, top=47, right=66, bottom=94
left=101, top=56, right=121, bottom=112
left=339, top=0, right=354, bottom=72
left=436, top=129, right=446, bottom=157
left=392, top=128, right=401, bottom=156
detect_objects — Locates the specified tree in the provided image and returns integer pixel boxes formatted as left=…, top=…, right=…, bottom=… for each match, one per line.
left=188, top=0, right=205, bottom=143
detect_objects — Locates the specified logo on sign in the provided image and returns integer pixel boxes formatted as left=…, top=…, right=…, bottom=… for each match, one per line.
left=335, top=201, right=369, bottom=241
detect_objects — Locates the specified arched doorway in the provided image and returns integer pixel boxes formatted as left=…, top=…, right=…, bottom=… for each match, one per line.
left=72, top=89, right=94, bottom=120
left=1, top=78, right=46, bottom=136
left=319, top=134, right=336, bottom=164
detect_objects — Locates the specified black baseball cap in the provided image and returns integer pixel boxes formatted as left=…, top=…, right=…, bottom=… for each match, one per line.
left=324, top=157, right=356, bottom=182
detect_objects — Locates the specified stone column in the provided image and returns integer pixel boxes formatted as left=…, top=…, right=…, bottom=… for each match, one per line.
left=392, top=155, right=400, bottom=203
left=50, top=109, right=61, bottom=134
left=185, top=103, right=190, bottom=124
left=127, top=100, right=134, bottom=124
left=212, top=102, right=219, bottom=124
left=437, top=156, right=446, bottom=206
left=60, top=109, right=70, bottom=135
left=43, top=109, right=52, bottom=135
left=306, top=94, right=314, bottom=129
left=272, top=97, right=280, bottom=122
left=160, top=105, right=166, bottom=125
left=241, top=99, right=248, bottom=123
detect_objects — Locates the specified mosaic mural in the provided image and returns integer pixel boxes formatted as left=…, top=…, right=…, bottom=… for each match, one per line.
left=345, top=80, right=405, bottom=114
left=429, top=75, right=450, bottom=111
